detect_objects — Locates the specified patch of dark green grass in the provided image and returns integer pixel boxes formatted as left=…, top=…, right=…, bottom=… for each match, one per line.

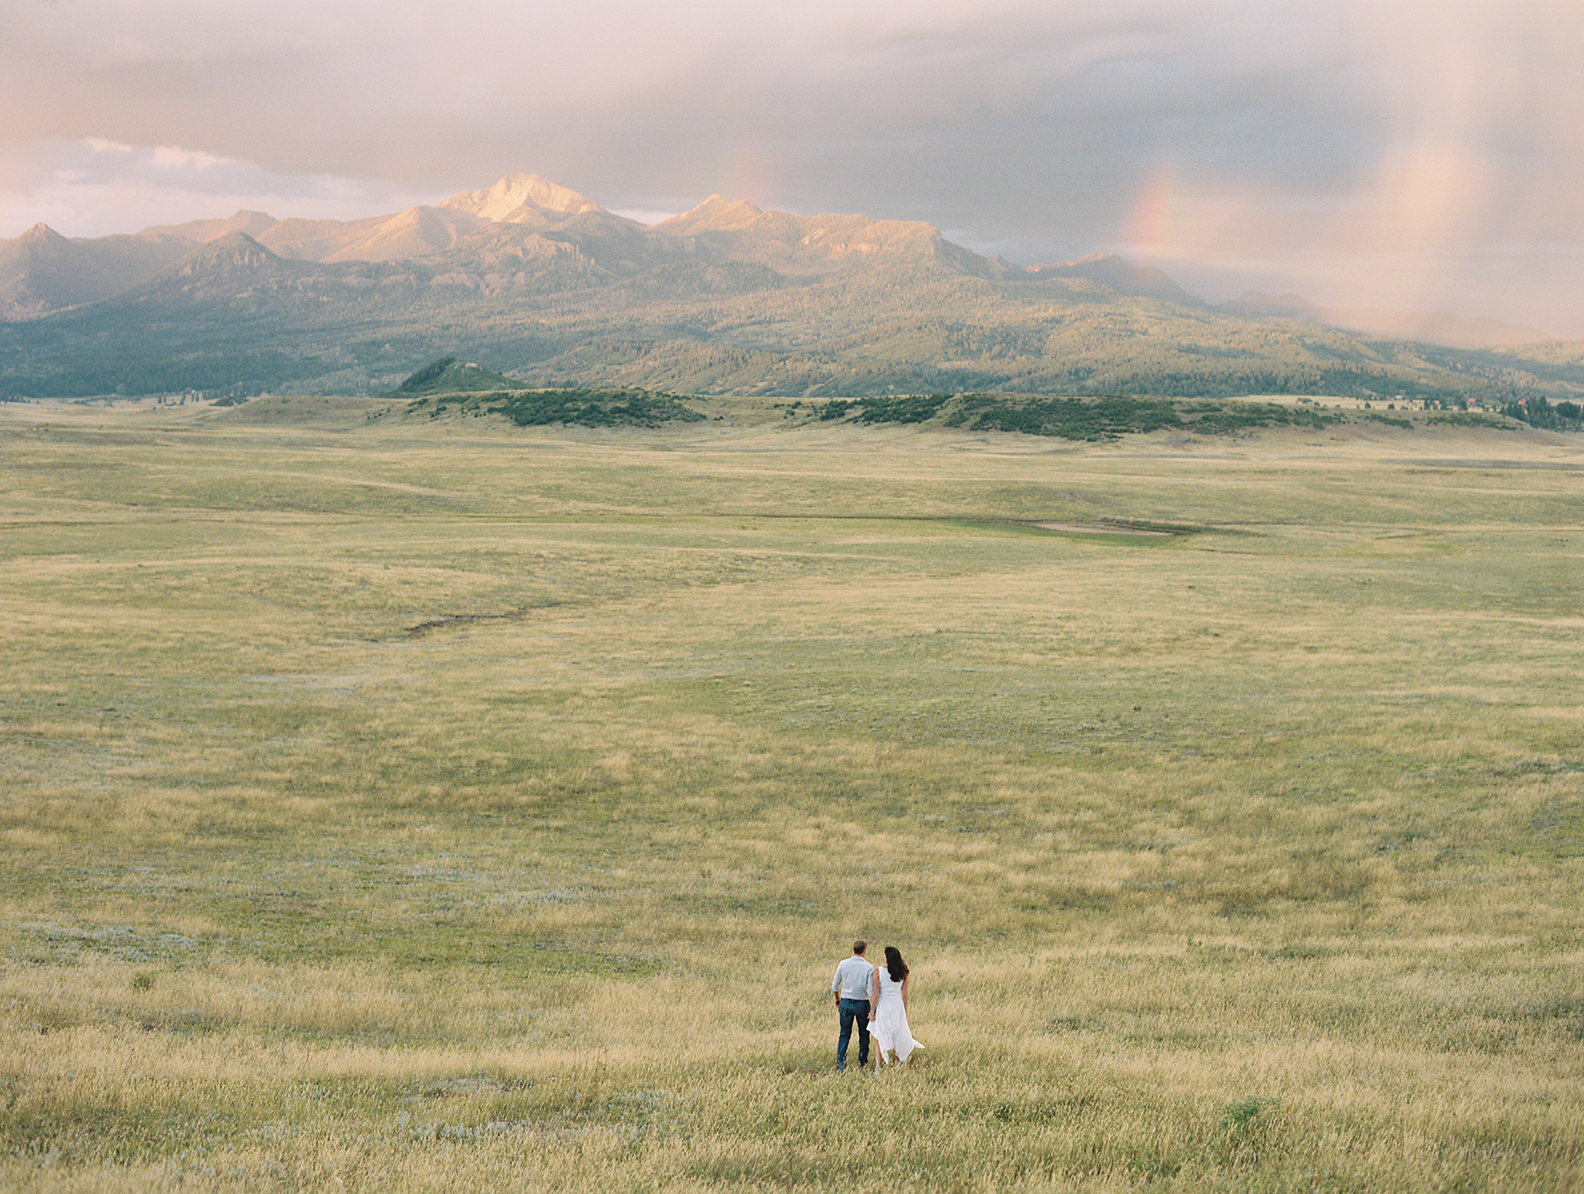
left=814, top=391, right=1343, bottom=439
left=410, top=386, right=707, bottom=427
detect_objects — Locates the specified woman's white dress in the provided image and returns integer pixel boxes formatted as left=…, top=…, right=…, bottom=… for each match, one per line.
left=869, top=970, right=922, bottom=1063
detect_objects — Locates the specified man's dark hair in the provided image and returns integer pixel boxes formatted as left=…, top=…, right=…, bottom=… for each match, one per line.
left=853, top=940, right=867, bottom=955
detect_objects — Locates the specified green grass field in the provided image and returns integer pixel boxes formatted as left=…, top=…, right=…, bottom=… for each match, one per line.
left=2, top=397, right=1582, bottom=1191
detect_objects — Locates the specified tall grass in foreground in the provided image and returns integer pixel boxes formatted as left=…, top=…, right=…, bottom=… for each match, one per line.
left=2, top=405, right=1582, bottom=1190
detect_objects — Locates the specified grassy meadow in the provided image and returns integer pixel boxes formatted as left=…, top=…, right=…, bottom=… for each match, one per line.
left=2, top=396, right=1582, bottom=1191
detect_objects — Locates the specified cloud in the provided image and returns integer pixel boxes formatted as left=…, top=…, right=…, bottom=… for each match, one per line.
left=0, top=140, right=437, bottom=237
left=0, top=0, right=1359, bottom=192
left=2, top=0, right=1581, bottom=334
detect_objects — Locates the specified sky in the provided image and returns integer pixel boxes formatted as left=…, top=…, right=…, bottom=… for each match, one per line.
left=3, top=0, right=1582, bottom=337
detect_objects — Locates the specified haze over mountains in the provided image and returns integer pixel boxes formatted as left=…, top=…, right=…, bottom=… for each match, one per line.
left=1, top=173, right=1578, bottom=403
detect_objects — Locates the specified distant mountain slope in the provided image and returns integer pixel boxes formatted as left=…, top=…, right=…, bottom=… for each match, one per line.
left=649, top=196, right=989, bottom=277
left=119, top=232, right=306, bottom=305
left=2, top=172, right=1581, bottom=404
left=0, top=223, right=193, bottom=319
left=257, top=206, right=490, bottom=263
left=1222, top=292, right=1552, bottom=349
left=1007, top=252, right=1204, bottom=306
left=137, top=210, right=281, bottom=243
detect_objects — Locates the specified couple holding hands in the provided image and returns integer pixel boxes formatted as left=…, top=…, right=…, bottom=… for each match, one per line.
left=831, top=939, right=923, bottom=1071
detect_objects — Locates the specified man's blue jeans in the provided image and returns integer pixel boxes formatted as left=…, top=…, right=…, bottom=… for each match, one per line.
left=836, top=998, right=871, bottom=1069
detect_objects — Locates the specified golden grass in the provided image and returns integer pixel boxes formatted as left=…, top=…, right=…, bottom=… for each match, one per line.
left=2, top=401, right=1582, bottom=1189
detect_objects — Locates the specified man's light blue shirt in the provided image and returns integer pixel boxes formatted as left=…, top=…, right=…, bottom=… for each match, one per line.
left=833, top=955, right=874, bottom=1001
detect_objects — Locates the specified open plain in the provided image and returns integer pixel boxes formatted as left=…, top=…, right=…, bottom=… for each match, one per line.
left=2, top=396, right=1582, bottom=1191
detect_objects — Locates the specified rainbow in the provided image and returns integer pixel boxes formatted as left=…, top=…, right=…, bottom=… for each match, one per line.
left=1122, top=154, right=1180, bottom=261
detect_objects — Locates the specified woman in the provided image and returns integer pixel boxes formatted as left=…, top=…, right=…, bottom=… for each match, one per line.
left=867, top=945, right=923, bottom=1068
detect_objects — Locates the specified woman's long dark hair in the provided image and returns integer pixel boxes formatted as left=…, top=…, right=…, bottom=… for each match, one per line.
left=883, top=945, right=909, bottom=982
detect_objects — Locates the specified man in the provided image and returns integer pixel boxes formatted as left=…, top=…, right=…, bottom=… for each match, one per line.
left=831, top=939, right=874, bottom=1071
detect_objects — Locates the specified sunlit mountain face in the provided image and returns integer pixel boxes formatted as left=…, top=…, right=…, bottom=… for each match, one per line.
left=1, top=174, right=1579, bottom=403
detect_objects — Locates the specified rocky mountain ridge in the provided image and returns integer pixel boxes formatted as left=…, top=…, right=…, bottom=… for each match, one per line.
left=6, top=171, right=1549, bottom=347
left=2, top=172, right=1579, bottom=403
left=0, top=173, right=1221, bottom=318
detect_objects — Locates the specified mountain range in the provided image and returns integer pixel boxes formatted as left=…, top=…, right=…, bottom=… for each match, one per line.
left=2, top=173, right=1580, bottom=403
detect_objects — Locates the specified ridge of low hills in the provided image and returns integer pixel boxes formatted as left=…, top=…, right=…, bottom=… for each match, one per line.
left=378, top=355, right=710, bottom=429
